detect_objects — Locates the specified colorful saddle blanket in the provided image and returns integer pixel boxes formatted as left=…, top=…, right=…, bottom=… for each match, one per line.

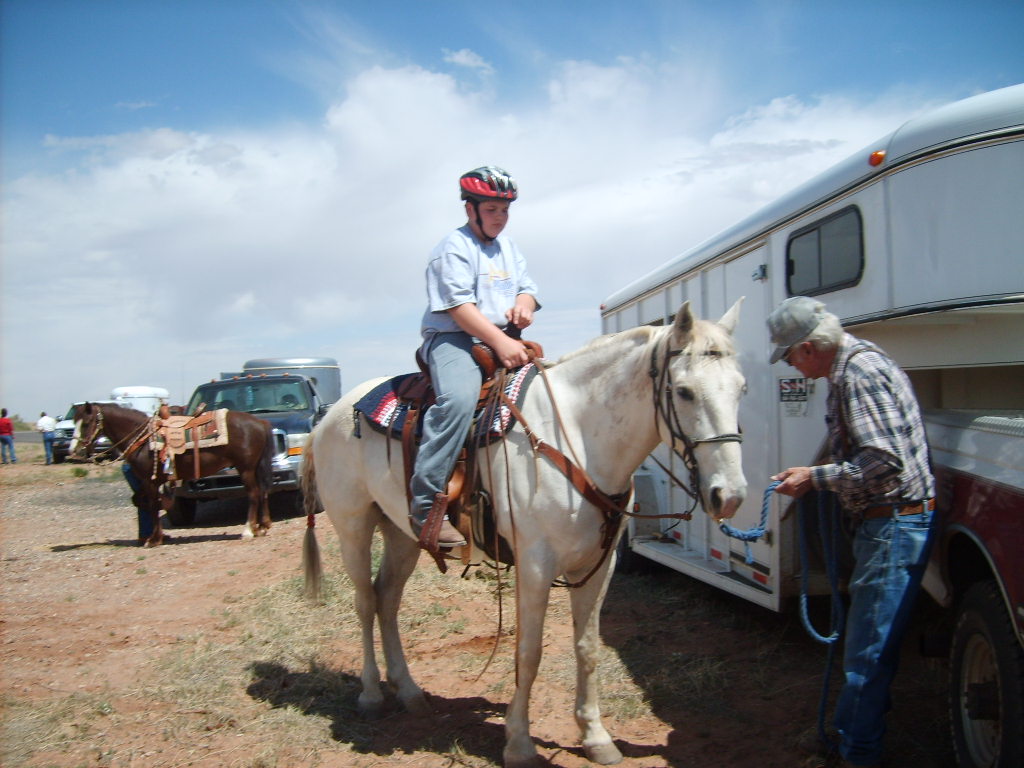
left=354, top=363, right=539, bottom=446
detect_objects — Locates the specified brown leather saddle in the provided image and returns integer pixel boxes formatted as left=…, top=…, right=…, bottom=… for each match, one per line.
left=148, top=405, right=224, bottom=481
left=397, top=338, right=544, bottom=571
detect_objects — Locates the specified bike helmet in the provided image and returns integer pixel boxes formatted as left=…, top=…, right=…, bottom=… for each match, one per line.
left=459, top=166, right=518, bottom=203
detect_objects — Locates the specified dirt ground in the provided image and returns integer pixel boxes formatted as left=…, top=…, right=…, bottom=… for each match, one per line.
left=1, top=445, right=956, bottom=767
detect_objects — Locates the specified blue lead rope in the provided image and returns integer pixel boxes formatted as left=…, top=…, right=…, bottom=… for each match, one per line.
left=717, top=480, right=777, bottom=563
left=798, top=489, right=846, bottom=754
left=718, top=480, right=846, bottom=752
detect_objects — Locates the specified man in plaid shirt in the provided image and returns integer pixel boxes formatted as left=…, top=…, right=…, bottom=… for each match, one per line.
left=769, top=296, right=935, bottom=768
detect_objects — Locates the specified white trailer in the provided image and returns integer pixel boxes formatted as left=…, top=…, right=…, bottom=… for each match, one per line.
left=109, top=386, right=170, bottom=416
left=601, top=84, right=1023, bottom=767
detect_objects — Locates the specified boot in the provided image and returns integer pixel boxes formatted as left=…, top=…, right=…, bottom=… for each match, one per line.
left=410, top=493, right=466, bottom=550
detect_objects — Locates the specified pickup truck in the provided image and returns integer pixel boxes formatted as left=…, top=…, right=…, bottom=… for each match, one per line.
left=169, top=357, right=340, bottom=525
left=921, top=409, right=1024, bottom=768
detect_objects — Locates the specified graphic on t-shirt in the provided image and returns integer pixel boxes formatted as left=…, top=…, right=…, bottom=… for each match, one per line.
left=486, top=264, right=516, bottom=296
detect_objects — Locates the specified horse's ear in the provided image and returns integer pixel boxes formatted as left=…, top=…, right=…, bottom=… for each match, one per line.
left=671, top=301, right=694, bottom=343
left=718, top=296, right=744, bottom=335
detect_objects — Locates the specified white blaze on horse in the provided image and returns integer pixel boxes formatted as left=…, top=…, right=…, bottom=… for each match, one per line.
left=72, top=402, right=276, bottom=546
left=301, top=300, right=747, bottom=767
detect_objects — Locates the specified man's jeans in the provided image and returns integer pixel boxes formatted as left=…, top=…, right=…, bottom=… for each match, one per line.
left=121, top=462, right=155, bottom=540
left=835, top=509, right=934, bottom=766
left=409, top=332, right=482, bottom=518
left=42, top=432, right=55, bottom=464
left=0, top=435, right=15, bottom=463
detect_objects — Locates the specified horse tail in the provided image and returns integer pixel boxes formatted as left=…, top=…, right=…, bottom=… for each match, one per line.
left=258, top=426, right=274, bottom=494
left=300, top=436, right=323, bottom=603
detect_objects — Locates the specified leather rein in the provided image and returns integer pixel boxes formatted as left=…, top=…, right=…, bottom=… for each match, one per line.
left=494, top=336, right=742, bottom=588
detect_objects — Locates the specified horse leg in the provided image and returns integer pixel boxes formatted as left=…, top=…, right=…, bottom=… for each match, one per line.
left=235, top=468, right=268, bottom=539
left=328, top=503, right=392, bottom=718
left=569, top=559, right=622, bottom=765
left=376, top=517, right=430, bottom=715
left=143, top=485, right=167, bottom=548
left=504, top=560, right=555, bottom=768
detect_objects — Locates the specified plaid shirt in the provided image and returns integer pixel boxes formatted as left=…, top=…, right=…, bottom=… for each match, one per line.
left=810, top=333, right=934, bottom=513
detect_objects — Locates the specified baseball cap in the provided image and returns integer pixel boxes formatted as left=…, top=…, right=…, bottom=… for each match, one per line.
left=767, top=296, right=825, bottom=363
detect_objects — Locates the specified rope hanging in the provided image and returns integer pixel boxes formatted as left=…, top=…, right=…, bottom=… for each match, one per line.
left=717, top=480, right=777, bottom=563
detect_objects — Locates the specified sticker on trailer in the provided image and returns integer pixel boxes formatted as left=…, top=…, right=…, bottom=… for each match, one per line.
left=779, top=377, right=809, bottom=417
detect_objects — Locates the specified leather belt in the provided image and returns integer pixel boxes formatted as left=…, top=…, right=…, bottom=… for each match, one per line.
left=862, top=498, right=935, bottom=519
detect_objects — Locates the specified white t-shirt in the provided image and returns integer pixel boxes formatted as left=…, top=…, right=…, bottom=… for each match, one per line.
left=420, top=225, right=539, bottom=340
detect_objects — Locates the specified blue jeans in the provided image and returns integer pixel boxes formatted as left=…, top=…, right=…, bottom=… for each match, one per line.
left=834, top=509, right=934, bottom=766
left=42, top=432, right=55, bottom=464
left=409, top=332, right=482, bottom=518
left=122, top=463, right=156, bottom=540
left=0, top=435, right=15, bottom=463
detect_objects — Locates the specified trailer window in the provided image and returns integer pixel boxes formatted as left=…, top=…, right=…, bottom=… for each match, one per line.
left=786, top=206, right=863, bottom=295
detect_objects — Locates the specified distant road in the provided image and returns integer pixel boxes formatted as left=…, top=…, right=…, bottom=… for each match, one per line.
left=14, top=431, right=42, bottom=444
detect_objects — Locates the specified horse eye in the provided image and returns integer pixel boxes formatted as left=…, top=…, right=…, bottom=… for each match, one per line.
left=676, top=386, right=695, bottom=402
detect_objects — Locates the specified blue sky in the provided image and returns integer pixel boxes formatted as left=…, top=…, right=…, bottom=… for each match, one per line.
left=2, top=0, right=1023, bottom=418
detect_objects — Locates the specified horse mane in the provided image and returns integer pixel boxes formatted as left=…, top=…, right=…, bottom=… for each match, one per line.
left=553, top=325, right=656, bottom=365
left=553, top=316, right=734, bottom=367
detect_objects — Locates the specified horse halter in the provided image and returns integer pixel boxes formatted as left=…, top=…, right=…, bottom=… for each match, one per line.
left=648, top=338, right=743, bottom=513
left=76, top=407, right=104, bottom=459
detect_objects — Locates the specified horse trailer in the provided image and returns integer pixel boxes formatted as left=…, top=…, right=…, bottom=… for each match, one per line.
left=601, top=84, right=1023, bottom=767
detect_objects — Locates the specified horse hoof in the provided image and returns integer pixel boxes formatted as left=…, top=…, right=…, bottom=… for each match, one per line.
left=242, top=527, right=255, bottom=540
left=503, top=755, right=546, bottom=768
left=401, top=692, right=431, bottom=717
left=585, top=743, right=623, bottom=765
left=357, top=701, right=385, bottom=720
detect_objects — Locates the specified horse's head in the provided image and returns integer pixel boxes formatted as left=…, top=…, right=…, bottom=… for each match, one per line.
left=653, top=299, right=747, bottom=521
left=70, top=402, right=103, bottom=459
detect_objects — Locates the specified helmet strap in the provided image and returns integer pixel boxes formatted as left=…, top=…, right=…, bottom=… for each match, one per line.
left=470, top=200, right=496, bottom=244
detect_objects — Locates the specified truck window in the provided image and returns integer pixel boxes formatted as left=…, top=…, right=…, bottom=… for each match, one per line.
left=786, top=205, right=863, bottom=295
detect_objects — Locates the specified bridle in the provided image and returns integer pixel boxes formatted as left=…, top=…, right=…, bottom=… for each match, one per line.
left=648, top=337, right=743, bottom=517
left=75, top=407, right=105, bottom=461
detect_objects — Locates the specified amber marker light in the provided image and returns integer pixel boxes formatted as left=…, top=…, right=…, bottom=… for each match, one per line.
left=869, top=150, right=886, bottom=166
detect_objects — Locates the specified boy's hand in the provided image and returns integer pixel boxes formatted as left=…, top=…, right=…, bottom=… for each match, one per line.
left=505, top=295, right=536, bottom=329
left=493, top=335, right=530, bottom=368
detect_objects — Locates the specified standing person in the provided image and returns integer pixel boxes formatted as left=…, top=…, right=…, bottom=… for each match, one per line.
left=36, top=411, right=58, bottom=465
left=121, top=462, right=157, bottom=544
left=409, top=166, right=540, bottom=551
left=768, top=296, right=935, bottom=768
left=0, top=408, right=16, bottom=464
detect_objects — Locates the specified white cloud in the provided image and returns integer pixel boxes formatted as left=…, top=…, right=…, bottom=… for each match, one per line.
left=1, top=53, right=933, bottom=416
left=443, top=48, right=495, bottom=76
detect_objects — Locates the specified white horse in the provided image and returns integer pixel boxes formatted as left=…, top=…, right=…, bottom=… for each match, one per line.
left=302, top=300, right=747, bottom=767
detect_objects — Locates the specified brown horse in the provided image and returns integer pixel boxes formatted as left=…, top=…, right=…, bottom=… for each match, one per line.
left=73, top=402, right=275, bottom=546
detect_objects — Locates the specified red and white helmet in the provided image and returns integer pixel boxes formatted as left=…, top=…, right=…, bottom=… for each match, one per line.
left=459, top=166, right=518, bottom=203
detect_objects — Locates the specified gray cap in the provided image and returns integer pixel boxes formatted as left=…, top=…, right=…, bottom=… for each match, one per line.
left=767, top=296, right=825, bottom=363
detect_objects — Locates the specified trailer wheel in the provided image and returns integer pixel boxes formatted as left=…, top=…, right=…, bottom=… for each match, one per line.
left=167, top=497, right=197, bottom=527
left=949, top=580, right=1024, bottom=768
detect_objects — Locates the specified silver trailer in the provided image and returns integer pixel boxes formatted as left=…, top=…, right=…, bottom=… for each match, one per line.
left=601, top=85, right=1024, bottom=767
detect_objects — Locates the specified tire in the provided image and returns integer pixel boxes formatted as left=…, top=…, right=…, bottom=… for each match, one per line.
left=167, top=497, right=197, bottom=527
left=949, top=580, right=1024, bottom=768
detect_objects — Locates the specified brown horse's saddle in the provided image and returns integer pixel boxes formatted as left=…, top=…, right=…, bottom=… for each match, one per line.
left=148, top=408, right=230, bottom=481
left=150, top=409, right=228, bottom=456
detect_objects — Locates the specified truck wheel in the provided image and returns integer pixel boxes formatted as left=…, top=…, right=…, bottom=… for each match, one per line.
left=167, top=497, right=197, bottom=527
left=949, top=580, right=1024, bottom=768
